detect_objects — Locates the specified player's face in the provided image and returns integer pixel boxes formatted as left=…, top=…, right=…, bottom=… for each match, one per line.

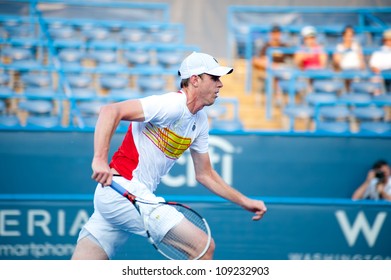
left=198, top=74, right=223, bottom=106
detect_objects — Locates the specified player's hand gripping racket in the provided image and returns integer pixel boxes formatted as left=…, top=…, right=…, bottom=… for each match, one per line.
left=110, top=180, right=211, bottom=260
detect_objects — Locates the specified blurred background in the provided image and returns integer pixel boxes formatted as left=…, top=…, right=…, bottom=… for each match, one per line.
left=0, top=0, right=390, bottom=260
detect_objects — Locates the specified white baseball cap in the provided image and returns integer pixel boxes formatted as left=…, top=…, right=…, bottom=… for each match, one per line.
left=301, top=26, right=317, bottom=37
left=178, top=52, right=233, bottom=79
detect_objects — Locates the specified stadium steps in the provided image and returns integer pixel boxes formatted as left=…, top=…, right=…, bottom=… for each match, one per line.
left=219, top=58, right=285, bottom=131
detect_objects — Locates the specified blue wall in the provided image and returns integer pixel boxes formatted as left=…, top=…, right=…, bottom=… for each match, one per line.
left=1, top=131, right=391, bottom=198
left=1, top=131, right=391, bottom=260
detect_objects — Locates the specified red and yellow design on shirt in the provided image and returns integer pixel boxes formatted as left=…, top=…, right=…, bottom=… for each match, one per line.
left=143, top=122, right=192, bottom=160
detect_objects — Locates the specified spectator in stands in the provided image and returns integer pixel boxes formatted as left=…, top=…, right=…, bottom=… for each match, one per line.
left=333, top=25, right=366, bottom=72
left=252, top=25, right=290, bottom=105
left=369, top=29, right=391, bottom=92
left=294, top=26, right=328, bottom=71
left=253, top=25, right=290, bottom=71
left=352, top=159, right=391, bottom=201
left=333, top=25, right=366, bottom=91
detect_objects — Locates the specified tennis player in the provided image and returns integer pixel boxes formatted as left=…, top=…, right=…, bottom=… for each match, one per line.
left=71, top=52, right=267, bottom=260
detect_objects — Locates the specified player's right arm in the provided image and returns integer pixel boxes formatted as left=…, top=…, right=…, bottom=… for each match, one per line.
left=92, top=99, right=145, bottom=186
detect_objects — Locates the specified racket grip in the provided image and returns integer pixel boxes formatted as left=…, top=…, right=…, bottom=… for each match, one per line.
left=110, top=180, right=128, bottom=196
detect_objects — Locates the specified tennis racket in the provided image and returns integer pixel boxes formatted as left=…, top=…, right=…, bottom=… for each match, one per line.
left=110, top=180, right=212, bottom=260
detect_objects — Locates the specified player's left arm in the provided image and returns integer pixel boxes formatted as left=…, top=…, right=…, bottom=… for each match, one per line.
left=190, top=149, right=267, bottom=220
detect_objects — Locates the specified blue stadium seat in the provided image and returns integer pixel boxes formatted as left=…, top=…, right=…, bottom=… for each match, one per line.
left=283, top=104, right=314, bottom=131
left=156, top=51, right=183, bottom=70
left=284, top=105, right=314, bottom=119
left=208, top=97, right=243, bottom=131
left=272, top=68, right=295, bottom=80
left=278, top=79, right=308, bottom=104
left=49, top=26, right=75, bottom=41
left=21, top=73, right=56, bottom=98
left=209, top=118, right=243, bottom=132
left=0, top=86, right=13, bottom=97
left=315, top=121, right=350, bottom=133
left=66, top=74, right=92, bottom=88
left=151, top=29, right=178, bottom=44
left=73, top=100, right=106, bottom=129
left=65, top=74, right=97, bottom=98
left=58, top=49, right=86, bottom=69
left=204, top=104, right=227, bottom=120
left=137, top=75, right=166, bottom=95
left=360, top=122, right=391, bottom=134
left=70, top=88, right=97, bottom=99
left=317, top=105, right=350, bottom=120
left=278, top=80, right=308, bottom=94
left=18, top=99, right=61, bottom=128
left=0, top=73, right=10, bottom=85
left=351, top=106, right=385, bottom=121
left=99, top=75, right=138, bottom=98
left=100, top=75, right=128, bottom=90
left=305, top=92, right=337, bottom=106
left=0, top=73, right=13, bottom=97
left=82, top=27, right=109, bottom=42
left=121, top=28, right=147, bottom=43
left=124, top=50, right=151, bottom=67
left=338, top=92, right=372, bottom=105
left=0, top=114, right=19, bottom=127
left=372, top=93, right=391, bottom=105
left=26, top=115, right=61, bottom=128
left=350, top=80, right=383, bottom=95
left=2, top=46, right=33, bottom=62
left=90, top=50, right=117, bottom=65
left=312, top=79, right=344, bottom=94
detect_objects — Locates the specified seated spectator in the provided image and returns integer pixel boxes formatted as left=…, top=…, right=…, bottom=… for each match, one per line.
left=352, top=159, right=391, bottom=201
left=253, top=25, right=290, bottom=71
left=253, top=25, right=291, bottom=105
left=294, top=26, right=328, bottom=71
left=369, top=29, right=391, bottom=92
left=333, top=25, right=366, bottom=71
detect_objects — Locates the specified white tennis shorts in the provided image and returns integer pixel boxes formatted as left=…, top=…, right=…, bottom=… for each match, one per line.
left=78, top=176, right=183, bottom=259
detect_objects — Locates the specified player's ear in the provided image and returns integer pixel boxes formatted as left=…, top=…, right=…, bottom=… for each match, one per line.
left=190, top=74, right=200, bottom=88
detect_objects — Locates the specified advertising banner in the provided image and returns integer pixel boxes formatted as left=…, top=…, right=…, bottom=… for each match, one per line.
left=0, top=198, right=390, bottom=260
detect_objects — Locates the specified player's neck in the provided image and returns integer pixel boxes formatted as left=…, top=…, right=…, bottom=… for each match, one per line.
left=182, top=88, right=202, bottom=115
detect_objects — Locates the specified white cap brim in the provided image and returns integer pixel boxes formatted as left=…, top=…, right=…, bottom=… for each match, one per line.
left=205, top=66, right=233, bottom=77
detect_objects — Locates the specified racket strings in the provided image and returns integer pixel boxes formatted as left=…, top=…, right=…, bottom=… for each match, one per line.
left=147, top=204, right=211, bottom=260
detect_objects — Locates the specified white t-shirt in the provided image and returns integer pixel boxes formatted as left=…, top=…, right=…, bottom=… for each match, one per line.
left=369, top=46, right=391, bottom=71
left=363, top=177, right=391, bottom=200
left=110, top=90, right=209, bottom=192
left=335, top=41, right=363, bottom=70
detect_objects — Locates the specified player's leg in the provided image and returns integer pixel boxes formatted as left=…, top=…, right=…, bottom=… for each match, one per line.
left=71, top=184, right=143, bottom=260
left=71, top=233, right=109, bottom=260
left=161, top=217, right=215, bottom=260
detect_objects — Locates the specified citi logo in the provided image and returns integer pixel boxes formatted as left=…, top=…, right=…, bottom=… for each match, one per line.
left=162, top=136, right=236, bottom=187
left=335, top=211, right=387, bottom=247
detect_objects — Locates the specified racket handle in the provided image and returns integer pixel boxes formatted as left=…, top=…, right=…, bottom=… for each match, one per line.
left=110, top=180, right=128, bottom=196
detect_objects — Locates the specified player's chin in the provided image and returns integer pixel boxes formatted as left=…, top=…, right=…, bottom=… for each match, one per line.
left=210, top=95, right=219, bottom=104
